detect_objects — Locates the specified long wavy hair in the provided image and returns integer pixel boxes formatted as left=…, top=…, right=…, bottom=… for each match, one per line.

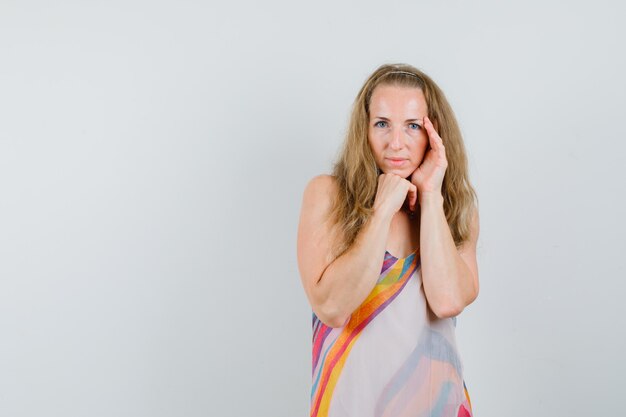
left=327, top=63, right=479, bottom=258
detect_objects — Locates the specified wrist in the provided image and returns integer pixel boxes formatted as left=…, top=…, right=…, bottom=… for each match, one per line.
left=419, top=191, right=444, bottom=206
left=372, top=205, right=394, bottom=224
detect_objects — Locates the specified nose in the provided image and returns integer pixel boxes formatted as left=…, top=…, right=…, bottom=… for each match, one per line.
left=389, top=127, right=406, bottom=150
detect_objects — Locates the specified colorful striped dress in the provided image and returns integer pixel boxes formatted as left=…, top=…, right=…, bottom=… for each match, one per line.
left=310, top=249, right=473, bottom=417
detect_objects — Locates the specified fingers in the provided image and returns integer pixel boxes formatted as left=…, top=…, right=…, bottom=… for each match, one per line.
left=410, top=183, right=417, bottom=211
left=382, top=173, right=414, bottom=204
left=424, top=116, right=445, bottom=153
left=403, top=180, right=417, bottom=212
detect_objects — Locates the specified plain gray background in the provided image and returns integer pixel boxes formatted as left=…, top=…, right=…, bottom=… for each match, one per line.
left=1, top=1, right=624, bottom=416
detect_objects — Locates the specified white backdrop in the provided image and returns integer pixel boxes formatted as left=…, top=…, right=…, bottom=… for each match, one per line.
left=1, top=1, right=624, bottom=416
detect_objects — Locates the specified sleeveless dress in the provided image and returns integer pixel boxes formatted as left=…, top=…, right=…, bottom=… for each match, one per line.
left=310, top=249, right=473, bottom=417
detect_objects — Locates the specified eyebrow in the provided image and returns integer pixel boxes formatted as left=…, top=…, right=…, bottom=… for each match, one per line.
left=373, top=116, right=423, bottom=122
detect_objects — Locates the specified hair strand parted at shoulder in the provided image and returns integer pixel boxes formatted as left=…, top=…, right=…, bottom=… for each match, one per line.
left=326, top=63, right=479, bottom=259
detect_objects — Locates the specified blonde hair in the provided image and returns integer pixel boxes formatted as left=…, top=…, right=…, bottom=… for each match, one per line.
left=327, top=63, right=479, bottom=257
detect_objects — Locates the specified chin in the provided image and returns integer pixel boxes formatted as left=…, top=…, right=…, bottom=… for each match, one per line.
left=384, top=167, right=413, bottom=178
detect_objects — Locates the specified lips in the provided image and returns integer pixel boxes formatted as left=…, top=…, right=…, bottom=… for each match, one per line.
left=386, top=158, right=407, bottom=166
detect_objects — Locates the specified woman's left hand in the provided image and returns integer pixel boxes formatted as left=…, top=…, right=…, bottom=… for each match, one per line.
left=410, top=116, right=448, bottom=202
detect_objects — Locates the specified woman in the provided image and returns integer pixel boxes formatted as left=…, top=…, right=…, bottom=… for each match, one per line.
left=297, top=63, right=479, bottom=417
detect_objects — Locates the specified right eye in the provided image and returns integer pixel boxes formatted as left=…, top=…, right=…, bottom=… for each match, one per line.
left=374, top=121, right=388, bottom=128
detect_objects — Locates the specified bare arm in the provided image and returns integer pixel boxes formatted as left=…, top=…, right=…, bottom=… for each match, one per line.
left=418, top=192, right=480, bottom=319
left=297, top=175, right=394, bottom=327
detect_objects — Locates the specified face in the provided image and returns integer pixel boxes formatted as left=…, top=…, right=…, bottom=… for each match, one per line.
left=367, top=84, right=429, bottom=178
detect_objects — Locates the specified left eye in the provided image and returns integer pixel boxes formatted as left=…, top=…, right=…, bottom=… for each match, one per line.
left=409, top=123, right=421, bottom=130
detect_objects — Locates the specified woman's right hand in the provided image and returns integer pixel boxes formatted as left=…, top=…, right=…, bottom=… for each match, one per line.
left=373, top=173, right=418, bottom=219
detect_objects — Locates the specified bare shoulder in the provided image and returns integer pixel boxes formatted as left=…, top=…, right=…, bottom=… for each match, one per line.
left=298, top=173, right=340, bottom=247
left=297, top=174, right=341, bottom=295
left=299, top=174, right=341, bottom=231
left=457, top=204, right=480, bottom=297
left=468, top=204, right=480, bottom=244
left=458, top=204, right=479, bottom=253
left=302, top=174, right=339, bottom=206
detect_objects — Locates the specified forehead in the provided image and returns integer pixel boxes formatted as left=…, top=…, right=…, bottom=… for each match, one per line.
left=369, top=84, right=426, bottom=116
